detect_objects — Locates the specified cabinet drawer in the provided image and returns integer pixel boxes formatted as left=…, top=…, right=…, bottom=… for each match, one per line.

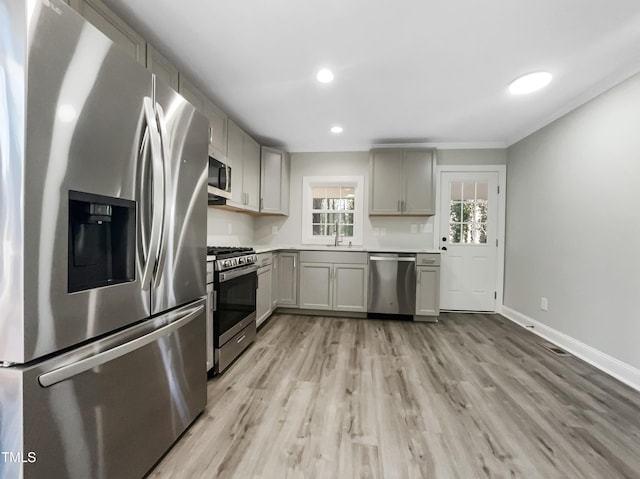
left=417, top=253, right=440, bottom=266
left=299, top=251, right=367, bottom=264
left=256, top=252, right=273, bottom=267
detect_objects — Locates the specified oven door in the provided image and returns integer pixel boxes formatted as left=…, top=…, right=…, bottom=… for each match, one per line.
left=214, top=264, right=258, bottom=345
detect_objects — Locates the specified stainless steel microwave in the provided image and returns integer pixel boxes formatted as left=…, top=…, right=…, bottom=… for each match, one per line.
left=208, top=157, right=231, bottom=200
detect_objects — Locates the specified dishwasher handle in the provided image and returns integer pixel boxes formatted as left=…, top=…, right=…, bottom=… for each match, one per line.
left=369, top=256, right=416, bottom=262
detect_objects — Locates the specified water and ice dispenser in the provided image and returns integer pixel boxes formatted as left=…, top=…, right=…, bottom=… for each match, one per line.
left=68, top=190, right=136, bottom=293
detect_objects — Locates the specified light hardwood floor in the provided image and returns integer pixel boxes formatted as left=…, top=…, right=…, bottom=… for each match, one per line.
left=149, top=313, right=640, bottom=479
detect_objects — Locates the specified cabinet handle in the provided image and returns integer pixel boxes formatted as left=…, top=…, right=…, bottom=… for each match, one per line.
left=398, top=200, right=401, bottom=212
left=401, top=200, right=405, bottom=212
left=293, top=256, right=296, bottom=269
left=209, top=127, right=213, bottom=144
left=260, top=197, right=264, bottom=210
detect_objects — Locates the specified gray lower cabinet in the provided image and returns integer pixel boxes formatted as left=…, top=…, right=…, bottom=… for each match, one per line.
left=369, top=148, right=435, bottom=216
left=333, top=264, right=368, bottom=312
left=271, top=253, right=279, bottom=309
left=298, top=252, right=368, bottom=312
left=277, top=252, right=298, bottom=307
left=415, top=254, right=441, bottom=320
left=299, top=263, right=333, bottom=310
left=256, top=262, right=273, bottom=327
left=69, top=0, right=146, bottom=66
left=260, top=147, right=290, bottom=215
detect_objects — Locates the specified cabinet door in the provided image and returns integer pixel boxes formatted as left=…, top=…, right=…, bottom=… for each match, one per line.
left=415, top=266, right=440, bottom=316
left=271, top=253, right=279, bottom=309
left=299, top=263, right=332, bottom=310
left=146, top=44, right=179, bottom=90
left=178, top=75, right=207, bottom=113
left=70, top=0, right=145, bottom=66
left=256, top=265, right=272, bottom=327
left=242, top=134, right=261, bottom=212
left=207, top=101, right=228, bottom=159
left=277, top=253, right=298, bottom=307
left=226, top=120, right=245, bottom=207
left=404, top=149, right=435, bottom=215
left=260, top=147, right=284, bottom=214
left=369, top=149, right=403, bottom=215
left=333, top=264, right=368, bottom=312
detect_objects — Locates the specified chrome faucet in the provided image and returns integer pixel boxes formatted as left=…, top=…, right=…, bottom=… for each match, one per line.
left=334, top=220, right=342, bottom=246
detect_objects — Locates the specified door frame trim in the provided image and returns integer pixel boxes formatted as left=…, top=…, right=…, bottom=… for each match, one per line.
left=434, top=164, right=507, bottom=313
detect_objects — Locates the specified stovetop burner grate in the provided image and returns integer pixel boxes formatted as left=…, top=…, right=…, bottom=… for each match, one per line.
left=207, top=246, right=255, bottom=256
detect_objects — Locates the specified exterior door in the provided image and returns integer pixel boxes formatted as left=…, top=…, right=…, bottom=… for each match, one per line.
left=438, top=171, right=499, bottom=311
left=151, top=80, right=208, bottom=315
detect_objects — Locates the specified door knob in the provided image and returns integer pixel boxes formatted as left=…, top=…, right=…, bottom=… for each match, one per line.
left=441, top=246, right=447, bottom=251
left=442, top=237, right=447, bottom=242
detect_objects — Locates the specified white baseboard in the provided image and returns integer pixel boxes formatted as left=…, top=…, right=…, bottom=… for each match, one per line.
left=501, top=305, right=640, bottom=393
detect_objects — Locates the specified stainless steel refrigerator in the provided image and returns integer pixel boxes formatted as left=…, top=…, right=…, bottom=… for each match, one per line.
left=0, top=1, right=208, bottom=478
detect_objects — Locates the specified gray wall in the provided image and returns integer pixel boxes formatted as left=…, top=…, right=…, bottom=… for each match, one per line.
left=437, top=149, right=507, bottom=165
left=505, top=72, right=640, bottom=370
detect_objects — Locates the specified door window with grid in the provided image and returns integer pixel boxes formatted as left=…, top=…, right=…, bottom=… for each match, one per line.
left=449, top=181, right=488, bottom=244
left=302, top=176, right=363, bottom=245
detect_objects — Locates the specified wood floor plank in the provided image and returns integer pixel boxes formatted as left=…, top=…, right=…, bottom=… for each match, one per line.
left=148, top=312, right=640, bottom=479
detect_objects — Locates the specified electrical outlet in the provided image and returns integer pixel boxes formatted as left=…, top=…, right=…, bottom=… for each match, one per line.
left=410, top=224, right=418, bottom=234
left=271, top=226, right=278, bottom=235
left=540, top=297, right=548, bottom=311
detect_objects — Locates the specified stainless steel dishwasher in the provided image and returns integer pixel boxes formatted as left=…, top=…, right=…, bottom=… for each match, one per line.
left=368, top=253, right=417, bottom=315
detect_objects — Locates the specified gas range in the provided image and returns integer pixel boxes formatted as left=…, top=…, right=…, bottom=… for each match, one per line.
left=207, top=246, right=257, bottom=272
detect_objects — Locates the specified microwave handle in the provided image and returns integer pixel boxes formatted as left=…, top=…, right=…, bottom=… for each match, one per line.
left=226, top=165, right=231, bottom=191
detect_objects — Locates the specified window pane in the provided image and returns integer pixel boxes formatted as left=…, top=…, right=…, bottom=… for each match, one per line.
left=461, top=223, right=470, bottom=243
left=449, top=224, right=461, bottom=243
left=450, top=201, right=462, bottom=222
left=476, top=200, right=488, bottom=223
left=312, top=213, right=322, bottom=224
left=462, top=182, right=476, bottom=200
left=312, top=186, right=326, bottom=198
left=312, top=198, right=325, bottom=209
left=312, top=224, right=323, bottom=235
left=342, top=186, right=355, bottom=198
left=462, top=200, right=474, bottom=222
left=450, top=182, right=462, bottom=201
left=341, top=225, right=354, bottom=237
left=345, top=198, right=355, bottom=210
left=342, top=213, right=354, bottom=224
left=476, top=181, right=488, bottom=201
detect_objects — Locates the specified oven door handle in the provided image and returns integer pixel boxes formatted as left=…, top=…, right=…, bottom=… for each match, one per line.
left=218, top=264, right=258, bottom=282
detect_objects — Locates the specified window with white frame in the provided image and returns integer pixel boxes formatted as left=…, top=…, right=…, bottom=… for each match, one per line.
left=302, top=176, right=364, bottom=245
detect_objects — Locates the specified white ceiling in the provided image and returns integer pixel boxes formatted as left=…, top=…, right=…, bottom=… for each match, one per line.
left=103, top=0, right=640, bottom=152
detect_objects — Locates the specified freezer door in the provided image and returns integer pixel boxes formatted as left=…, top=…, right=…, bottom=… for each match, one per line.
left=0, top=300, right=207, bottom=479
left=9, top=0, right=155, bottom=363
left=151, top=80, right=208, bottom=314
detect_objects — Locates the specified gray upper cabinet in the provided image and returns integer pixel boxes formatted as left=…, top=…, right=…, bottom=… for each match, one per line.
left=179, top=76, right=228, bottom=162
left=227, top=120, right=260, bottom=213
left=69, top=0, right=146, bottom=66
left=369, top=149, right=403, bottom=214
left=369, top=148, right=435, bottom=216
left=146, top=44, right=179, bottom=90
left=260, top=147, right=290, bottom=215
left=178, top=75, right=207, bottom=113
left=207, top=101, right=228, bottom=160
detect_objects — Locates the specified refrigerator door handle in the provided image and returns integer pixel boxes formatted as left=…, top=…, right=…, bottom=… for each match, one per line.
left=139, top=126, right=151, bottom=260
left=141, top=96, right=165, bottom=291
left=38, top=304, right=204, bottom=388
left=153, top=103, right=170, bottom=288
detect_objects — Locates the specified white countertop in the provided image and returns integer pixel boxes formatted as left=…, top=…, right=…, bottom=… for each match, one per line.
left=253, top=245, right=441, bottom=254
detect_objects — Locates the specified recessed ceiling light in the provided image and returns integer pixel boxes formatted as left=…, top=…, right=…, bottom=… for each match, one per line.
left=509, top=71, right=552, bottom=95
left=330, top=126, right=343, bottom=134
left=316, top=68, right=334, bottom=83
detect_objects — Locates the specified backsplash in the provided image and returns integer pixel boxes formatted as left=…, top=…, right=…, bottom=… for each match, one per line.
left=207, top=208, right=254, bottom=246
